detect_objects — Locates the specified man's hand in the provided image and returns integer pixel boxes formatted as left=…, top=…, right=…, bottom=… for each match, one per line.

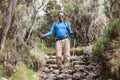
left=73, top=29, right=78, bottom=38
left=38, top=32, right=44, bottom=38
left=73, top=29, right=78, bottom=35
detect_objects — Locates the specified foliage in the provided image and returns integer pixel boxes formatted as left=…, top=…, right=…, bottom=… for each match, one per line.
left=30, top=45, right=46, bottom=60
left=111, top=19, right=120, bottom=37
left=46, top=0, right=61, bottom=12
left=40, top=40, right=48, bottom=51
left=112, top=19, right=120, bottom=28
left=93, top=19, right=120, bottom=54
left=0, top=64, right=4, bottom=78
left=50, top=9, right=60, bottom=16
left=108, top=50, right=120, bottom=79
left=14, top=4, right=30, bottom=18
left=39, top=23, right=50, bottom=31
left=0, top=53, right=4, bottom=78
left=93, top=36, right=109, bottom=54
left=0, top=50, right=4, bottom=78
left=64, top=3, right=75, bottom=11
left=11, top=62, right=40, bottom=80
left=103, top=1, right=109, bottom=18
left=79, top=4, right=84, bottom=13
left=0, top=0, right=8, bottom=12
left=93, top=26, right=112, bottom=54
left=18, top=0, right=25, bottom=4
left=5, top=39, right=17, bottom=54
left=22, top=43, right=32, bottom=55
left=0, top=51, right=4, bottom=58
left=0, top=12, right=3, bottom=26
left=20, top=20, right=30, bottom=28
left=104, top=26, right=112, bottom=38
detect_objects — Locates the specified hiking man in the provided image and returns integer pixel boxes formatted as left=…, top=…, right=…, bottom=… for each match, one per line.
left=39, top=12, right=76, bottom=71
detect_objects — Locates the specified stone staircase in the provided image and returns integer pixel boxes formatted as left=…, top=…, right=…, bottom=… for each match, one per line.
left=41, top=46, right=103, bottom=80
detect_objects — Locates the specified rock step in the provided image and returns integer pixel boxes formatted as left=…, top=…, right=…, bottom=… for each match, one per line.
left=47, top=55, right=84, bottom=59
left=71, top=60, right=86, bottom=65
left=46, top=64, right=58, bottom=69
left=57, top=73, right=72, bottom=79
left=46, top=59, right=56, bottom=64
left=42, top=50, right=103, bottom=80
left=48, top=56, right=56, bottom=59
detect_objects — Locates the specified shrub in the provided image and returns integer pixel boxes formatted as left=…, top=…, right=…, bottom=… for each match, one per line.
left=93, top=19, right=120, bottom=54
left=93, top=36, right=109, bottom=54
left=11, top=62, right=40, bottom=80
left=0, top=64, right=4, bottom=78
left=103, top=0, right=109, bottom=18
left=111, top=19, right=120, bottom=38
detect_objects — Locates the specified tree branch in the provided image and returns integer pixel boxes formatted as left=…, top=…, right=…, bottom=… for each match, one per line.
left=25, top=0, right=49, bottom=43
left=109, top=0, right=116, bottom=21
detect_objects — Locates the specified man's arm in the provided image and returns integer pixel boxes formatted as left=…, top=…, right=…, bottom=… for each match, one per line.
left=66, top=22, right=78, bottom=36
left=67, top=22, right=74, bottom=35
left=39, top=22, right=56, bottom=38
left=43, top=22, right=56, bottom=37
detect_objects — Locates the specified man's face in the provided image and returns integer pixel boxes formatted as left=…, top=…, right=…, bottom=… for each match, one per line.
left=58, top=13, right=64, bottom=21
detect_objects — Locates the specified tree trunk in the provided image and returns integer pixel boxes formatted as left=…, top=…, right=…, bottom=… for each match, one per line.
left=0, top=0, right=17, bottom=52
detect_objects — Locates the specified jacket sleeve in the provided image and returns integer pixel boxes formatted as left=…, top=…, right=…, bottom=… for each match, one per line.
left=43, top=22, right=56, bottom=37
left=67, top=22, right=74, bottom=35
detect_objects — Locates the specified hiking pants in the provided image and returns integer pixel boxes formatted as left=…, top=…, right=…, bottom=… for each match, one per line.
left=55, top=38, right=70, bottom=69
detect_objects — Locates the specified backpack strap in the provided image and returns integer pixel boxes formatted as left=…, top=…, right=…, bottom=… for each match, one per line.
left=64, top=21, right=69, bottom=29
left=53, top=22, right=58, bottom=42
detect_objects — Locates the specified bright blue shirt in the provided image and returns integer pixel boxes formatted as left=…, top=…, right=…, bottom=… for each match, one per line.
left=43, top=21, right=74, bottom=39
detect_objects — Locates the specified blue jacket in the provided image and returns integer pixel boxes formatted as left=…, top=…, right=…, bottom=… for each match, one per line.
left=43, top=21, right=74, bottom=40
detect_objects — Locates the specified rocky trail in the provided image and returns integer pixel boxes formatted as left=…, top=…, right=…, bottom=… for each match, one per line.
left=41, top=46, right=103, bottom=80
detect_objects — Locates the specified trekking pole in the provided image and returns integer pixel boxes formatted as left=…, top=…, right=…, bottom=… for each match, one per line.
left=72, top=39, right=76, bottom=69
left=71, top=30, right=77, bottom=70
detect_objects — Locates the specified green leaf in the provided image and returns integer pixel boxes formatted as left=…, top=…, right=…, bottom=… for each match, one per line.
left=64, top=3, right=75, bottom=11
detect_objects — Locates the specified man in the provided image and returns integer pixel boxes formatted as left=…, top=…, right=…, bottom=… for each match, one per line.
left=39, top=12, right=76, bottom=71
